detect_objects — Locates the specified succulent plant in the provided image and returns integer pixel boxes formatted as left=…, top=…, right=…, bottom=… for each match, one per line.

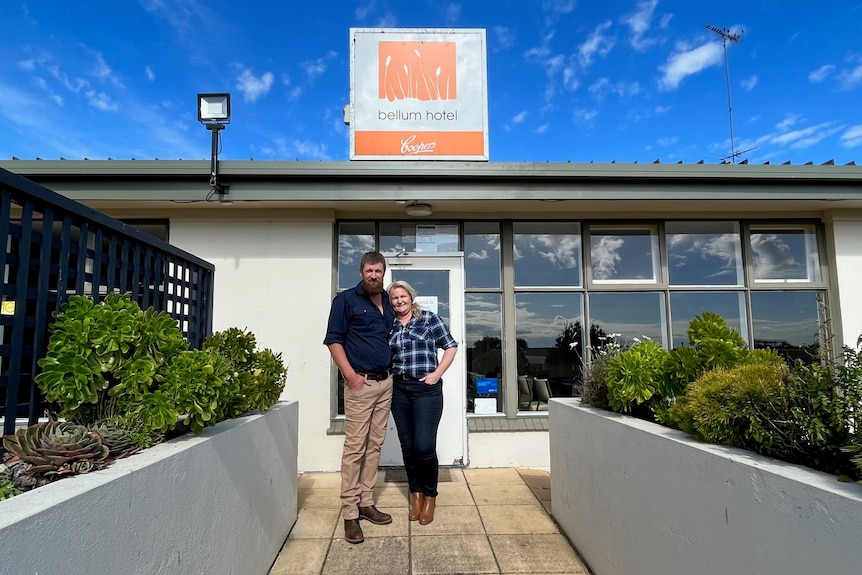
left=2, top=421, right=109, bottom=476
left=89, top=423, right=140, bottom=460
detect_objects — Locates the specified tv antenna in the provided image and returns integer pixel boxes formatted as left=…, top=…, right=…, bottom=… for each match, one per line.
left=705, top=24, right=751, bottom=163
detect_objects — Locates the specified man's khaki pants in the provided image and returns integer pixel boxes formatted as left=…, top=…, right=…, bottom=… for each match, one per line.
left=341, top=375, right=393, bottom=520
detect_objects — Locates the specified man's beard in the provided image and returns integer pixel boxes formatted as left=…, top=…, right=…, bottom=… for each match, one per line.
left=362, top=277, right=383, bottom=295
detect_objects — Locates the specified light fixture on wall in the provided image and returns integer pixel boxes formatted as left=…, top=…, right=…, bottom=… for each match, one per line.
left=197, top=92, right=231, bottom=202
left=405, top=201, right=432, bottom=217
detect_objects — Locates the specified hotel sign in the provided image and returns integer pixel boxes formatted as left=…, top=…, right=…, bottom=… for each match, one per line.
left=349, top=28, right=489, bottom=161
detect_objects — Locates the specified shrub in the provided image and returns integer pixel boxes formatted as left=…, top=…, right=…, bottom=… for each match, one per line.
left=581, top=352, right=611, bottom=410
left=666, top=362, right=789, bottom=451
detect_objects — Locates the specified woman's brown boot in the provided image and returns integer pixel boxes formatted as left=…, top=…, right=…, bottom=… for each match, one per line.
left=409, top=492, right=424, bottom=521
left=419, top=495, right=436, bottom=525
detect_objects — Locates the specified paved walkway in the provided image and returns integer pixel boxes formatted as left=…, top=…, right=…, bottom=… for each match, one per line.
left=269, top=468, right=590, bottom=575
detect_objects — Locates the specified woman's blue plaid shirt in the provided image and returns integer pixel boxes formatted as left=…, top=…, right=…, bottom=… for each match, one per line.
left=389, top=310, right=457, bottom=379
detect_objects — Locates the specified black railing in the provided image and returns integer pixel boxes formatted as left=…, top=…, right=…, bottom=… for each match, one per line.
left=0, top=167, right=215, bottom=436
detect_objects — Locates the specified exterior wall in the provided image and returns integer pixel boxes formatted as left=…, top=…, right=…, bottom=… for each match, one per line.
left=168, top=218, right=344, bottom=471
left=467, top=430, right=549, bottom=469
left=550, top=399, right=862, bottom=575
left=830, top=214, right=862, bottom=348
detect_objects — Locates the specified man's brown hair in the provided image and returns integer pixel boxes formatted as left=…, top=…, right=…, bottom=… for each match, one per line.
left=360, top=251, right=386, bottom=272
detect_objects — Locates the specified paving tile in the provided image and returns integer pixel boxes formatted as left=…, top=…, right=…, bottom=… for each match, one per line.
left=434, top=482, right=476, bottom=506
left=410, top=505, right=486, bottom=536
left=412, top=534, right=500, bottom=574
left=531, top=487, right=552, bottom=502
left=464, top=468, right=524, bottom=485
left=541, top=500, right=552, bottom=515
left=297, top=472, right=341, bottom=489
left=323, top=536, right=409, bottom=575
left=297, top=487, right=342, bottom=509
left=373, top=483, right=410, bottom=507
left=479, top=504, right=559, bottom=535
left=269, top=538, right=330, bottom=575
left=490, top=534, right=588, bottom=574
left=517, top=469, right=551, bottom=490
left=338, top=507, right=408, bottom=537
left=288, top=507, right=340, bottom=539
left=471, top=482, right=538, bottom=505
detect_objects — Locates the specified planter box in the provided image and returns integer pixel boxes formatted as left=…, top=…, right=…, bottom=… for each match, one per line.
left=550, top=398, right=862, bottom=575
left=1, top=400, right=299, bottom=575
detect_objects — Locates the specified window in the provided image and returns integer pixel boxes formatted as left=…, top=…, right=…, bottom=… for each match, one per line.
left=588, top=292, right=667, bottom=348
left=751, top=290, right=823, bottom=362
left=589, top=225, right=660, bottom=284
left=749, top=224, right=821, bottom=283
left=380, top=222, right=458, bottom=254
left=666, top=221, right=743, bottom=286
left=465, top=293, right=503, bottom=413
left=513, top=222, right=582, bottom=287
left=465, top=222, right=501, bottom=289
left=337, top=222, right=375, bottom=290
left=669, top=291, right=747, bottom=348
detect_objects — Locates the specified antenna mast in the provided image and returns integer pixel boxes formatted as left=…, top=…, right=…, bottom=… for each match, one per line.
left=705, top=24, right=743, bottom=163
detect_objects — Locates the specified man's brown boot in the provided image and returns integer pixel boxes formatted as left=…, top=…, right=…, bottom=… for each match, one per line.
left=344, top=518, right=364, bottom=544
left=418, top=496, right=436, bottom=525
left=359, top=505, right=392, bottom=525
left=409, top=492, right=424, bottom=521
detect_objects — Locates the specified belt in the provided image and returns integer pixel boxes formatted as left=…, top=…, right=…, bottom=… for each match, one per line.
left=358, top=370, right=390, bottom=381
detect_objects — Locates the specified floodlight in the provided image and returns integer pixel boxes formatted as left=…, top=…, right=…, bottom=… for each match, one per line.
left=198, top=93, right=231, bottom=123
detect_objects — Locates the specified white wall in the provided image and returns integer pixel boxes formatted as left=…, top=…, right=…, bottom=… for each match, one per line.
left=830, top=215, right=862, bottom=348
left=0, top=401, right=299, bottom=575
left=170, top=219, right=345, bottom=471
left=550, top=399, right=862, bottom=575
left=468, top=430, right=549, bottom=469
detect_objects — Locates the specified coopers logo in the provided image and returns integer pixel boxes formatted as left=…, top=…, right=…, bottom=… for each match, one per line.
left=378, top=41, right=457, bottom=101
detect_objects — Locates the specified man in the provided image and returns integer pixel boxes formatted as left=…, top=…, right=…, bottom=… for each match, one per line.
left=323, top=251, right=395, bottom=544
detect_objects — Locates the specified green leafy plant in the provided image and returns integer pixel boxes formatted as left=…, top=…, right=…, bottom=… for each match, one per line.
left=606, top=338, right=669, bottom=413
left=160, top=349, right=234, bottom=433
left=35, top=294, right=188, bottom=424
left=203, top=327, right=288, bottom=418
left=0, top=470, right=21, bottom=501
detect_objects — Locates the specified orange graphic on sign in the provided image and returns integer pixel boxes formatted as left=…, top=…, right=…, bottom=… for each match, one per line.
left=378, top=41, right=457, bottom=101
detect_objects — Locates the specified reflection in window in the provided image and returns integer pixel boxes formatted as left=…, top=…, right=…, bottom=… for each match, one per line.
left=513, top=222, right=582, bottom=287
left=465, top=293, right=503, bottom=414
left=465, top=222, right=501, bottom=289
left=380, top=222, right=459, bottom=254
left=750, top=225, right=821, bottom=283
left=337, top=223, right=376, bottom=290
left=515, top=293, right=585, bottom=401
left=669, top=292, right=747, bottom=348
left=588, top=292, right=666, bottom=348
left=666, top=221, right=743, bottom=285
left=751, top=290, right=823, bottom=362
left=590, top=226, right=660, bottom=283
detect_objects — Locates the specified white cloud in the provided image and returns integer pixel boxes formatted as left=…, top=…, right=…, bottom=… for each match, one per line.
left=574, top=108, right=597, bottom=122
left=621, top=0, right=658, bottom=51
left=301, top=51, right=338, bottom=81
left=493, top=26, right=515, bottom=51
left=776, top=114, right=801, bottom=130
left=86, top=90, right=119, bottom=112
left=442, top=3, right=461, bottom=24
left=579, top=21, right=615, bottom=68
left=589, top=78, right=641, bottom=101
left=740, top=75, right=757, bottom=91
left=657, top=137, right=678, bottom=146
left=355, top=1, right=375, bottom=19
left=840, top=125, right=862, bottom=148
left=591, top=236, right=624, bottom=280
left=808, top=64, right=834, bottom=83
left=236, top=68, right=274, bottom=102
left=145, top=66, right=155, bottom=81
left=533, top=123, right=550, bottom=134
left=839, top=61, right=862, bottom=89
left=654, top=105, right=671, bottom=115
left=504, top=111, right=527, bottom=132
left=659, top=41, right=723, bottom=90
left=770, top=122, right=843, bottom=149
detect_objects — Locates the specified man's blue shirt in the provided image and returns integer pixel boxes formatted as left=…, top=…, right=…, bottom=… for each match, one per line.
left=323, top=281, right=395, bottom=373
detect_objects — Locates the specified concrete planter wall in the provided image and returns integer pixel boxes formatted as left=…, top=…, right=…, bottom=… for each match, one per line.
left=0, top=400, right=299, bottom=575
left=550, top=398, right=862, bottom=575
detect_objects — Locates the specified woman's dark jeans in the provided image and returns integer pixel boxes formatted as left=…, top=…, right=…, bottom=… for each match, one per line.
left=391, top=377, right=443, bottom=497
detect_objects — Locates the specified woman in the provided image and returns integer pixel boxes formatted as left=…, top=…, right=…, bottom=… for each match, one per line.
left=387, top=280, right=458, bottom=525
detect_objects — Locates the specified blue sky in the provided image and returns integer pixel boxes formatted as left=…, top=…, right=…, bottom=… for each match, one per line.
left=2, top=1, right=861, bottom=164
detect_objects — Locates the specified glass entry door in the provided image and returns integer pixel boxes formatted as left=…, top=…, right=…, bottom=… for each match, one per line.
left=381, top=254, right=467, bottom=467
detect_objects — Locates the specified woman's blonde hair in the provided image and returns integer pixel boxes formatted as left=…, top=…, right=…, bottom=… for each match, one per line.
left=387, top=280, right=423, bottom=319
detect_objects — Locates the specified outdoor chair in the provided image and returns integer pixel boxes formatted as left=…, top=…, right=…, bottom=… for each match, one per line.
left=532, top=377, right=551, bottom=411
left=517, top=375, right=533, bottom=410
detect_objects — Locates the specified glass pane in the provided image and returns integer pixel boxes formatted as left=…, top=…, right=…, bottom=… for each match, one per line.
left=465, top=293, right=503, bottom=414
left=669, top=291, right=747, bottom=348
left=513, top=222, right=582, bottom=287
left=337, top=222, right=376, bottom=290
left=750, top=225, right=821, bottom=282
left=515, top=293, right=585, bottom=402
left=590, top=226, right=660, bottom=283
left=380, top=222, right=459, bottom=254
left=751, top=290, right=822, bottom=362
left=666, top=221, right=743, bottom=285
left=588, top=292, right=667, bottom=348
left=390, top=270, right=450, bottom=326
left=464, top=222, right=501, bottom=288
